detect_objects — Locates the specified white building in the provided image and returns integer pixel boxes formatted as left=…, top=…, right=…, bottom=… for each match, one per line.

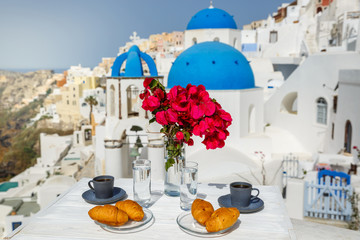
left=66, top=64, right=93, bottom=83
left=79, top=87, right=106, bottom=121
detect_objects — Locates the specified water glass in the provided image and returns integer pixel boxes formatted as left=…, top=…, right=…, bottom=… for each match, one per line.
left=132, top=159, right=151, bottom=207
left=180, top=161, right=198, bottom=210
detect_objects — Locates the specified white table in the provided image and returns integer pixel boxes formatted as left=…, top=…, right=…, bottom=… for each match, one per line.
left=6, top=178, right=296, bottom=239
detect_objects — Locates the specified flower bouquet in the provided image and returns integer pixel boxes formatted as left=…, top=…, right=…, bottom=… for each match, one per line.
left=140, top=78, right=232, bottom=195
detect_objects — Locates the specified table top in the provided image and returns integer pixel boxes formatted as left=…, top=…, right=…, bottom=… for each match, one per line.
left=6, top=178, right=295, bottom=240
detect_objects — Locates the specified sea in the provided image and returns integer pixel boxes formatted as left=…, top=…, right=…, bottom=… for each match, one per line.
left=2, top=68, right=68, bottom=74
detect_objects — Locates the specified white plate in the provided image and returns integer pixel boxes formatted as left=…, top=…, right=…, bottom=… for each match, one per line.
left=95, top=208, right=154, bottom=233
left=176, top=212, right=238, bottom=237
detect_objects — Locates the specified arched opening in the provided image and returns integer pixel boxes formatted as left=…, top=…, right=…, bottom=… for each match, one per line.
left=344, top=120, right=352, bottom=153
left=109, top=85, right=115, bottom=117
left=280, top=92, right=298, bottom=114
left=84, top=129, right=92, bottom=141
left=316, top=97, right=327, bottom=125
left=248, top=105, right=256, bottom=134
left=213, top=37, right=220, bottom=42
left=192, top=37, right=197, bottom=45
left=126, top=85, right=139, bottom=117
left=233, top=38, right=238, bottom=48
left=317, top=7, right=323, bottom=14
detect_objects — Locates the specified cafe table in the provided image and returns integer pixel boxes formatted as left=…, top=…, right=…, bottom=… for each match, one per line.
left=5, top=178, right=296, bottom=240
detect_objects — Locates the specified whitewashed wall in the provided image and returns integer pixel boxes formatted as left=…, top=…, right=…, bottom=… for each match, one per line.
left=184, top=29, right=241, bottom=50
left=265, top=52, right=360, bottom=154
left=325, top=69, right=360, bottom=154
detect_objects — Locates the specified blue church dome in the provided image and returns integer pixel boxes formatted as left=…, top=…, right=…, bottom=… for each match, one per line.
left=186, top=7, right=237, bottom=30
left=111, top=45, right=158, bottom=77
left=168, top=42, right=255, bottom=90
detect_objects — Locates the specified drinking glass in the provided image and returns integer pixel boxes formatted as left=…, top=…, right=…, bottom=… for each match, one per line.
left=132, top=159, right=151, bottom=207
left=180, top=161, right=198, bottom=210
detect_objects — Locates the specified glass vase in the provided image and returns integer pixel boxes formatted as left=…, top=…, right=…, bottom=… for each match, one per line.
left=164, top=138, right=185, bottom=197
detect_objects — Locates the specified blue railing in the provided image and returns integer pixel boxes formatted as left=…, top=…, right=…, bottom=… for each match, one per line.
left=304, top=176, right=352, bottom=221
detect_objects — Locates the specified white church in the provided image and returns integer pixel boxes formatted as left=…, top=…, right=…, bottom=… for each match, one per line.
left=95, top=1, right=360, bottom=191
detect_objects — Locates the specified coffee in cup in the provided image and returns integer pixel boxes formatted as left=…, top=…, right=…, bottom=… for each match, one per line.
left=88, top=175, right=114, bottom=199
left=230, top=182, right=259, bottom=207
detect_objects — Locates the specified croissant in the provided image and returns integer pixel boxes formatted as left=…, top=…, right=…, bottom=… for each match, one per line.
left=115, top=200, right=144, bottom=221
left=88, top=205, right=128, bottom=226
left=205, top=207, right=240, bottom=232
left=191, top=199, right=214, bottom=226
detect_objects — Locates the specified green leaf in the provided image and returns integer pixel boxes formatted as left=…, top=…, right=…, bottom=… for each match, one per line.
left=184, top=131, right=190, bottom=141
left=167, top=145, right=176, bottom=151
left=149, top=79, right=157, bottom=88
left=149, top=117, right=156, bottom=124
left=165, top=158, right=175, bottom=171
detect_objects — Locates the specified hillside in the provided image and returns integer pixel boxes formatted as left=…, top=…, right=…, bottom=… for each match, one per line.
left=0, top=70, right=54, bottom=109
left=0, top=99, right=73, bottom=181
left=0, top=70, right=71, bottom=181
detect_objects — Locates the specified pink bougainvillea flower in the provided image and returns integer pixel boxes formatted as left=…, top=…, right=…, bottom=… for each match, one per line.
left=140, top=78, right=232, bottom=167
left=166, top=109, right=178, bottom=124
left=176, top=131, right=184, bottom=140
left=142, top=96, right=160, bottom=112
left=139, top=89, right=150, bottom=100
left=143, top=78, right=154, bottom=88
left=186, top=138, right=194, bottom=146
left=188, top=90, right=216, bottom=119
left=202, top=136, right=224, bottom=150
left=153, top=88, right=165, bottom=101
left=155, top=111, right=168, bottom=125
left=217, top=130, right=227, bottom=140
left=218, top=109, right=232, bottom=122
left=193, top=120, right=208, bottom=137
left=168, top=86, right=188, bottom=112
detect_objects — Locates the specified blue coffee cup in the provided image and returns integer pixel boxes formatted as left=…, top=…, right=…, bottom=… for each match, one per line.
left=88, top=175, right=114, bottom=199
left=230, top=182, right=260, bottom=207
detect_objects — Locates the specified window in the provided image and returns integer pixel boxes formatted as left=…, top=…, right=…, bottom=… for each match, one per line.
left=333, top=95, right=338, bottom=113
left=126, top=85, right=139, bottom=117
left=345, top=120, right=352, bottom=153
left=67, top=100, right=69, bottom=105
left=316, top=97, right=327, bottom=125
left=12, top=222, right=22, bottom=231
left=331, top=123, right=334, bottom=139
left=270, top=30, right=278, bottom=43
left=85, top=129, right=92, bottom=141
left=192, top=37, right=197, bottom=45
left=233, top=38, right=237, bottom=47
left=109, top=85, right=115, bottom=117
left=213, top=37, right=220, bottom=42
left=248, top=105, right=256, bottom=133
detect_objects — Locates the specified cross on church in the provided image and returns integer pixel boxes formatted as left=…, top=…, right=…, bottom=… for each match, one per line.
left=209, top=0, right=214, bottom=9
left=130, top=31, right=140, bottom=42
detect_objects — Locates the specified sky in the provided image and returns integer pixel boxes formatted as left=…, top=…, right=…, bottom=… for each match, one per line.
left=0, top=0, right=292, bottom=70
